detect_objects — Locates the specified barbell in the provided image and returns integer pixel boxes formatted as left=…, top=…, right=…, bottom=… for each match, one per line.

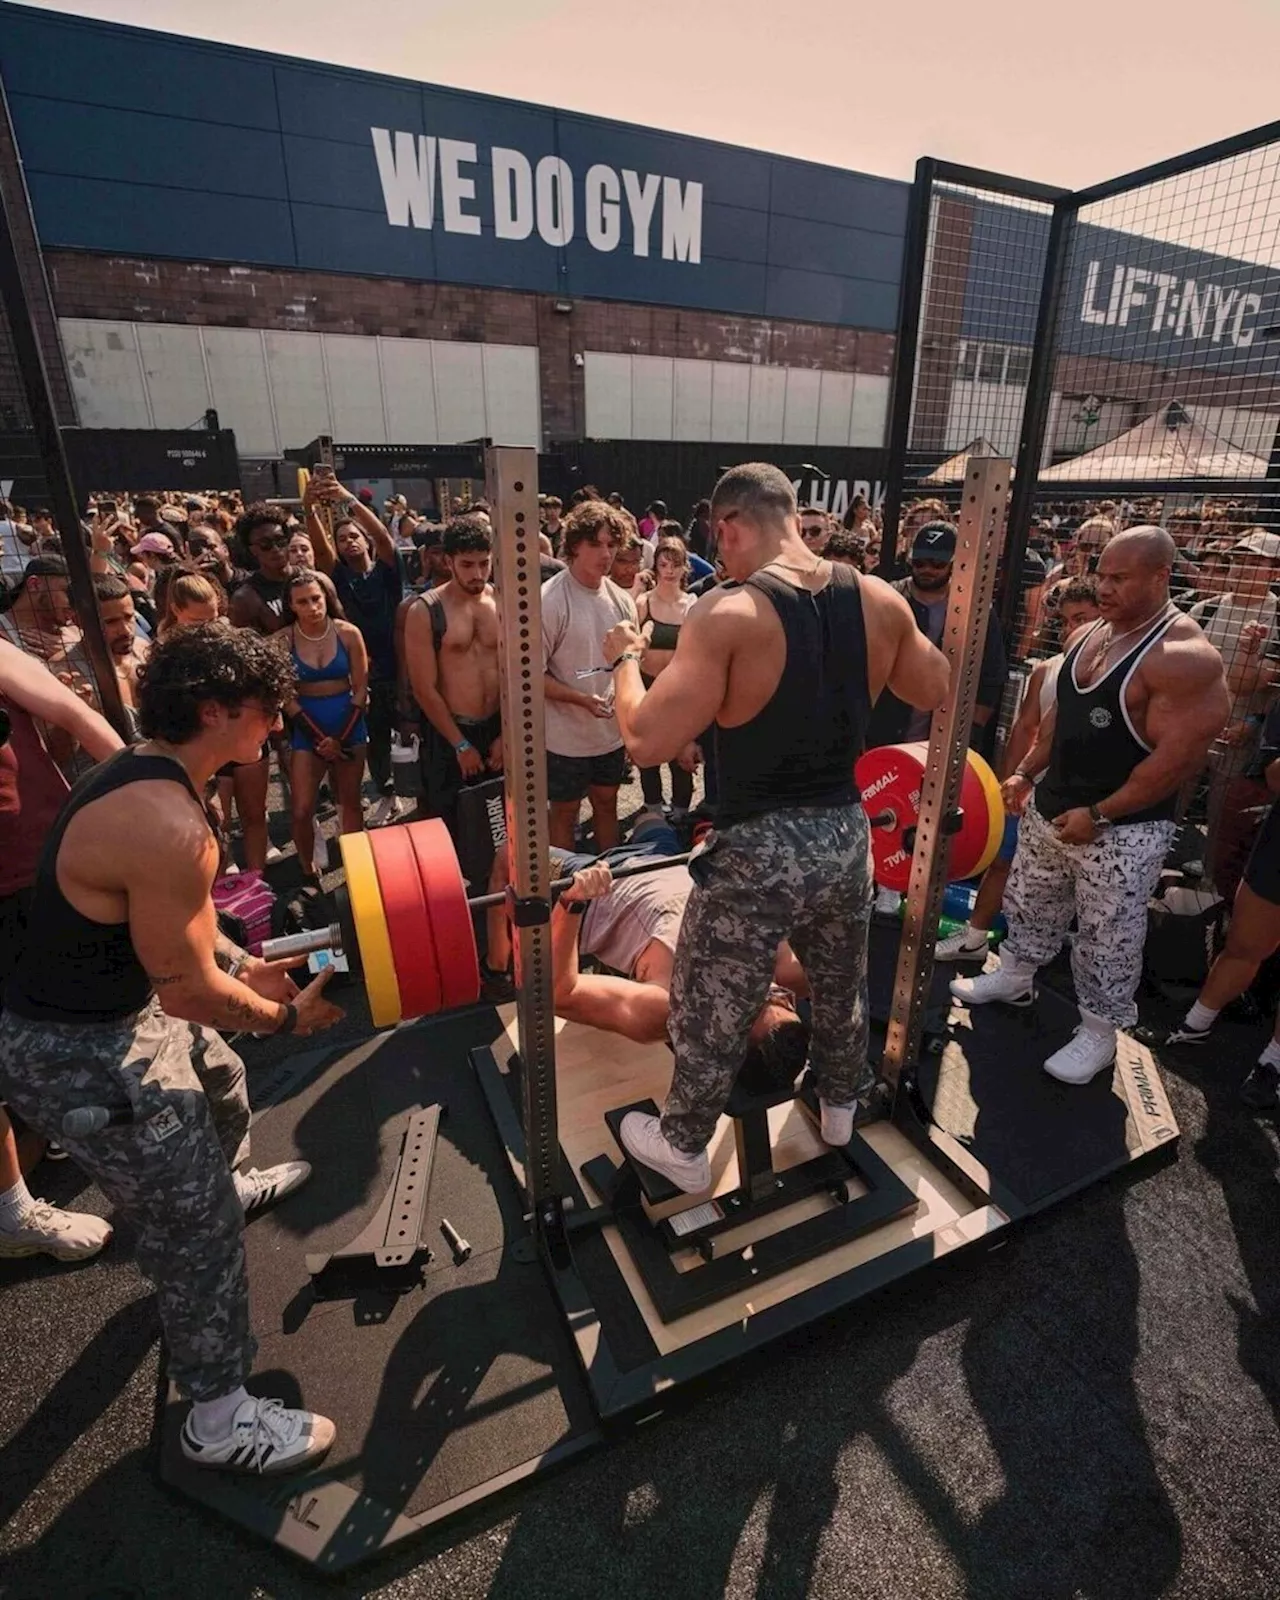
left=261, top=742, right=1006, bottom=1026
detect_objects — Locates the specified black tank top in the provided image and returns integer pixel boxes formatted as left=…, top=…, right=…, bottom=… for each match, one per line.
left=5, top=750, right=210, bottom=1023
left=713, top=562, right=869, bottom=828
left=1036, top=611, right=1179, bottom=825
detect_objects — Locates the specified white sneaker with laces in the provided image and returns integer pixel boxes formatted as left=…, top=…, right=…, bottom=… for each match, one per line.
left=180, top=1395, right=336, bottom=1475
left=819, top=1099, right=854, bottom=1146
left=619, top=1112, right=711, bottom=1194
left=235, top=1161, right=312, bottom=1217
left=1043, top=1019, right=1117, bottom=1085
left=950, top=958, right=1034, bottom=1007
left=935, top=925, right=989, bottom=961
left=0, top=1200, right=113, bottom=1261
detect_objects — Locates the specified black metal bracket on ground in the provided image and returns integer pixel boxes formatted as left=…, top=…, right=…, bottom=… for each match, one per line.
left=582, top=1098, right=920, bottom=1323
left=305, top=1104, right=442, bottom=1300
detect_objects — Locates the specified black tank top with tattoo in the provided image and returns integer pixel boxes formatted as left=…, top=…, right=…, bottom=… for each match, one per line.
left=5, top=750, right=211, bottom=1024
left=1035, top=611, right=1179, bottom=825
left=713, top=562, right=870, bottom=828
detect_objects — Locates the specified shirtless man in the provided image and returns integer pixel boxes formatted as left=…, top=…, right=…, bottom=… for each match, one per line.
left=404, top=514, right=501, bottom=835
left=0, top=623, right=343, bottom=1472
left=952, top=527, right=1229, bottom=1084
left=602, top=462, right=950, bottom=1193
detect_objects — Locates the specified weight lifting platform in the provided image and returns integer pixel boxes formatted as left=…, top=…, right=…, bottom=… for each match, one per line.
left=156, top=971, right=1178, bottom=1573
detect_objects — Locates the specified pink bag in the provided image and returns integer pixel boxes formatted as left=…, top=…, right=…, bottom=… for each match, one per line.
left=211, top=870, right=276, bottom=955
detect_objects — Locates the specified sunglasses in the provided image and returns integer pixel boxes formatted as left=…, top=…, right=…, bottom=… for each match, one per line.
left=253, top=534, right=290, bottom=551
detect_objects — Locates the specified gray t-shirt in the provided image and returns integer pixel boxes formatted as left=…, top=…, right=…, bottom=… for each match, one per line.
left=580, top=862, right=691, bottom=976
left=541, top=568, right=637, bottom=758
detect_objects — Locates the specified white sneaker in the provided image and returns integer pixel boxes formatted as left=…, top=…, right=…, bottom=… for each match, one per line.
left=819, top=1099, right=854, bottom=1146
left=265, top=845, right=285, bottom=865
left=950, top=961, right=1034, bottom=1007
left=619, top=1112, right=711, bottom=1194
left=935, top=925, right=990, bottom=961
left=0, top=1200, right=113, bottom=1261
left=367, top=795, right=397, bottom=829
left=1043, top=1022, right=1116, bottom=1085
left=180, top=1394, right=336, bottom=1475
left=235, top=1161, right=311, bottom=1217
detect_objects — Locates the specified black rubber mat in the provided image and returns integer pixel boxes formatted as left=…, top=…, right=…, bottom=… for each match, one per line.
left=867, top=911, right=953, bottom=1029
left=159, top=1009, right=598, bottom=1559
left=915, top=983, right=1141, bottom=1208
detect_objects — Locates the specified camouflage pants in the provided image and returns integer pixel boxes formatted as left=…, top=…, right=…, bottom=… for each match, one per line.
left=663, top=805, right=874, bottom=1153
left=0, top=998, right=255, bottom=1401
left=1004, top=803, right=1176, bottom=1028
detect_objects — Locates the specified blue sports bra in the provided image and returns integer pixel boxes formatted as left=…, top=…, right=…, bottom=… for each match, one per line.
left=291, top=627, right=351, bottom=686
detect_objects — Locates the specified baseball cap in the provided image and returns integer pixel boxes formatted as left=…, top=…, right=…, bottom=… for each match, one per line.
left=909, top=521, right=957, bottom=563
left=385, top=494, right=407, bottom=510
left=131, top=531, right=177, bottom=557
left=357, top=487, right=375, bottom=505
left=1231, top=528, right=1280, bottom=560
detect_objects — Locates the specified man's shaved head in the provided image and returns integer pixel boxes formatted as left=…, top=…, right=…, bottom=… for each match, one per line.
left=710, top=462, right=797, bottom=525
left=1104, top=525, right=1177, bottom=571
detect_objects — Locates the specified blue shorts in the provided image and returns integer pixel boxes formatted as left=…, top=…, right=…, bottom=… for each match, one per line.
left=998, top=814, right=1019, bottom=863
left=552, top=815, right=682, bottom=878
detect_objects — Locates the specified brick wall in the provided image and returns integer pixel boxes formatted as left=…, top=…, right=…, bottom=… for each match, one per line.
left=45, top=250, right=897, bottom=444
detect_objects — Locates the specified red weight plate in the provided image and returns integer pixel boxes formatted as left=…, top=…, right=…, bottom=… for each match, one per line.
left=856, top=742, right=927, bottom=892
left=407, top=819, right=481, bottom=1010
left=368, top=825, right=444, bottom=1021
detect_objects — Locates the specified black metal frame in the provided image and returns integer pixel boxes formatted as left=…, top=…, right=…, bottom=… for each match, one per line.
left=885, top=126, right=1280, bottom=647
left=0, top=81, right=129, bottom=737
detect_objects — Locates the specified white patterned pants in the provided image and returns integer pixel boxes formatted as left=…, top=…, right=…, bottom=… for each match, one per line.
left=1003, top=804, right=1174, bottom=1029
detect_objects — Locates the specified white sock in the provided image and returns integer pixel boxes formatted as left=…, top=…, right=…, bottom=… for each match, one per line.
left=190, top=1385, right=250, bottom=1442
left=1260, top=1039, right=1280, bottom=1070
left=0, top=1177, right=36, bottom=1230
left=1184, top=1001, right=1219, bottom=1033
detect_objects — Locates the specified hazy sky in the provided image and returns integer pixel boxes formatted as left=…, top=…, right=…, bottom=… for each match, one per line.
left=15, top=0, right=1280, bottom=190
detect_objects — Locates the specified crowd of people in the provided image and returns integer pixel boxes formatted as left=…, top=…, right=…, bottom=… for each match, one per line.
left=3, top=459, right=1280, bottom=1477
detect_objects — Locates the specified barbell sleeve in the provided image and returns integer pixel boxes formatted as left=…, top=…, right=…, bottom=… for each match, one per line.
left=260, top=924, right=342, bottom=962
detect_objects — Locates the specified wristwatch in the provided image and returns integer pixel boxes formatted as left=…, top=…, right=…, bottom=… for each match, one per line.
left=1087, top=803, right=1112, bottom=830
left=610, top=650, right=644, bottom=671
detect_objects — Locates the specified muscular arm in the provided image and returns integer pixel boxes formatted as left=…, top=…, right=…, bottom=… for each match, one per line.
left=612, top=593, right=733, bottom=766
left=346, top=497, right=400, bottom=568
left=1000, top=661, right=1048, bottom=778
left=861, top=575, right=951, bottom=711
left=129, top=811, right=288, bottom=1033
left=405, top=601, right=466, bottom=747
left=485, top=846, right=671, bottom=1042
left=1097, top=643, right=1230, bottom=823
left=0, top=639, right=123, bottom=761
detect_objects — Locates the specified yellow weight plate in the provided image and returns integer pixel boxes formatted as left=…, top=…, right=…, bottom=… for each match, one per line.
left=338, top=831, right=402, bottom=1027
left=967, top=748, right=1006, bottom=878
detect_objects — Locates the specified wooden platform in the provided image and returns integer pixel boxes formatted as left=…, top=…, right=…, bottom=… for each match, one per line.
left=489, top=1007, right=1008, bottom=1358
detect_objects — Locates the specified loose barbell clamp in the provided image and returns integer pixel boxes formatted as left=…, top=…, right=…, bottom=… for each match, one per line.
left=262, top=746, right=1005, bottom=1027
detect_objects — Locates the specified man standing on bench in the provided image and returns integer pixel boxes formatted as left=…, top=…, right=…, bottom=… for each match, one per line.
left=604, top=463, right=950, bottom=1194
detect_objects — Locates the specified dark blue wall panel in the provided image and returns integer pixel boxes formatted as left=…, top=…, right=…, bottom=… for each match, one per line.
left=0, top=2, right=909, bottom=330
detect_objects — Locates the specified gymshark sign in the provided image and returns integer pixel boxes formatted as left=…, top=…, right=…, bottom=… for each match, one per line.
left=1079, top=260, right=1262, bottom=348
left=792, top=477, right=887, bottom=517
left=371, top=129, right=704, bottom=263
